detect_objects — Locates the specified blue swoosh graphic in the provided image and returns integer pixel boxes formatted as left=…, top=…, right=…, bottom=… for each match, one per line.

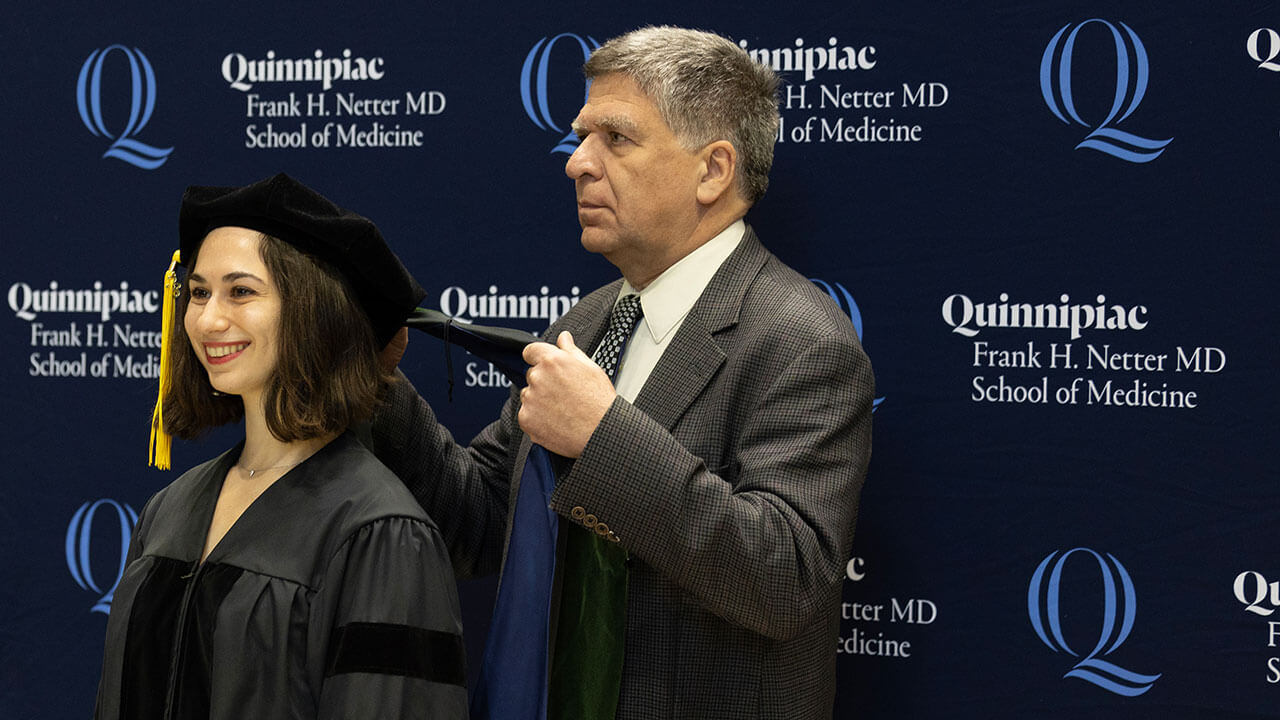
left=103, top=138, right=173, bottom=170
left=1065, top=657, right=1162, bottom=696
left=1076, top=127, right=1172, bottom=163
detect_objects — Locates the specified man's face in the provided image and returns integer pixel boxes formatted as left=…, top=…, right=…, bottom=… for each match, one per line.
left=566, top=73, right=705, bottom=284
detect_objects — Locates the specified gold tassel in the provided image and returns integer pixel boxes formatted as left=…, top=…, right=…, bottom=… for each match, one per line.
left=149, top=250, right=181, bottom=469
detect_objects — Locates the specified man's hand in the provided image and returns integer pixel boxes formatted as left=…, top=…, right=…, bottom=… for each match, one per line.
left=519, top=331, right=616, bottom=457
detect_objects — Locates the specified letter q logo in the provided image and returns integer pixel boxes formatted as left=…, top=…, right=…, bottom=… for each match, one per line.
left=66, top=499, right=138, bottom=615
left=1040, top=20, right=1173, bottom=163
left=520, top=34, right=600, bottom=155
left=1027, top=548, right=1161, bottom=696
left=76, top=45, right=174, bottom=169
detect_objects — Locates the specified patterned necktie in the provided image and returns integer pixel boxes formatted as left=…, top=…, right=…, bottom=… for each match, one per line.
left=591, top=294, right=643, bottom=376
left=548, top=294, right=643, bottom=720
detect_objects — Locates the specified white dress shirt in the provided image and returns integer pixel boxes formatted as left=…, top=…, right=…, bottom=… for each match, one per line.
left=610, top=220, right=746, bottom=403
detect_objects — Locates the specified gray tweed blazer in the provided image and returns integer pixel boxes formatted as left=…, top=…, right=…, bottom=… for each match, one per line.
left=371, top=225, right=874, bottom=719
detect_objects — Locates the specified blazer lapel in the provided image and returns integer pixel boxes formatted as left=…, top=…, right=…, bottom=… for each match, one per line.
left=632, top=226, right=771, bottom=431
left=562, top=280, right=621, bottom=356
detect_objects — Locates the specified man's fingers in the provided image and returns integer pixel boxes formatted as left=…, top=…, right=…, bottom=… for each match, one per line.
left=523, top=340, right=557, bottom=365
left=556, top=330, right=597, bottom=363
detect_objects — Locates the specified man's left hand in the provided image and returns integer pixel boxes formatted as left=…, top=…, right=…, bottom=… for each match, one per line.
left=519, top=331, right=615, bottom=458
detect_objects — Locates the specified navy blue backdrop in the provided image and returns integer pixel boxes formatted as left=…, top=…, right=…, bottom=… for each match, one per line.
left=3, top=2, right=1278, bottom=717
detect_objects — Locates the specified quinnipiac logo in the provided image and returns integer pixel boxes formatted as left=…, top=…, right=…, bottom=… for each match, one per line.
left=1039, top=20, right=1172, bottom=163
left=1027, top=548, right=1161, bottom=696
left=76, top=45, right=173, bottom=170
left=66, top=499, right=138, bottom=614
left=521, top=34, right=600, bottom=154
left=810, top=279, right=883, bottom=411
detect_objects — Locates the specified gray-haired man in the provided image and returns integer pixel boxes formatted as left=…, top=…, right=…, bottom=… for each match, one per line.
left=375, top=25, right=873, bottom=720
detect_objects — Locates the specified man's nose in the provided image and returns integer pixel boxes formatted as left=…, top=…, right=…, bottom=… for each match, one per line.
left=565, top=136, right=600, bottom=180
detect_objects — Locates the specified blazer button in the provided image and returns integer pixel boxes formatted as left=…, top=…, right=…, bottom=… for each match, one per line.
left=594, top=522, right=610, bottom=536
left=571, top=506, right=586, bottom=521
left=583, top=514, right=598, bottom=528
left=609, top=532, right=622, bottom=544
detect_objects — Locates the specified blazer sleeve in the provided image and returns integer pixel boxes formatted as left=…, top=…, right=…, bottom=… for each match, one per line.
left=367, top=370, right=518, bottom=578
left=553, top=328, right=874, bottom=641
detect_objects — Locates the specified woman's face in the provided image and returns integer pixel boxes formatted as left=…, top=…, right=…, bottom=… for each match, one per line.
left=184, top=227, right=281, bottom=404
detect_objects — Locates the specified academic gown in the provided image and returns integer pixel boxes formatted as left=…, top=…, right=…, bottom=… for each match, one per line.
left=94, top=432, right=467, bottom=720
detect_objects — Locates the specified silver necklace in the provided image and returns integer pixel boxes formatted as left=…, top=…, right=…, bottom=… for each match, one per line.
left=235, top=460, right=303, bottom=478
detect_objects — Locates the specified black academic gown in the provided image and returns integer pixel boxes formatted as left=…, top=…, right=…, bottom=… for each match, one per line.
left=94, top=432, right=467, bottom=720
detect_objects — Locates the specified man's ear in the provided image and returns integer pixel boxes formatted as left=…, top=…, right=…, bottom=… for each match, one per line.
left=696, top=140, right=737, bottom=205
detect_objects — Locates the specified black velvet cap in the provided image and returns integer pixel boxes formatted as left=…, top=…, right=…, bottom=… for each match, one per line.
left=178, top=173, right=424, bottom=348
left=405, top=307, right=534, bottom=386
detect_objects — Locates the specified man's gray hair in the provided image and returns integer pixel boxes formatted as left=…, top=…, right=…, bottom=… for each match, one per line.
left=584, top=26, right=780, bottom=205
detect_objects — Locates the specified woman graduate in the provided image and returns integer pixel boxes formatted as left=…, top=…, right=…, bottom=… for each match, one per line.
left=95, top=173, right=467, bottom=720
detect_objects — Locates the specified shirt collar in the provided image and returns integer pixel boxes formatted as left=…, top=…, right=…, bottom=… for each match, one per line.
left=619, top=220, right=746, bottom=344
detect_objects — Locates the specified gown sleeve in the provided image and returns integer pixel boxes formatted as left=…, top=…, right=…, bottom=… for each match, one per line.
left=309, top=515, right=468, bottom=720
left=93, top=490, right=161, bottom=720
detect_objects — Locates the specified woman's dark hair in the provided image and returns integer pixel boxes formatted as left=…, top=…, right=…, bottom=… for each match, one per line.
left=162, top=231, right=388, bottom=441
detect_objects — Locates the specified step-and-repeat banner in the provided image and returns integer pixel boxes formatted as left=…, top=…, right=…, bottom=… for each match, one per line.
left=3, top=2, right=1276, bottom=717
